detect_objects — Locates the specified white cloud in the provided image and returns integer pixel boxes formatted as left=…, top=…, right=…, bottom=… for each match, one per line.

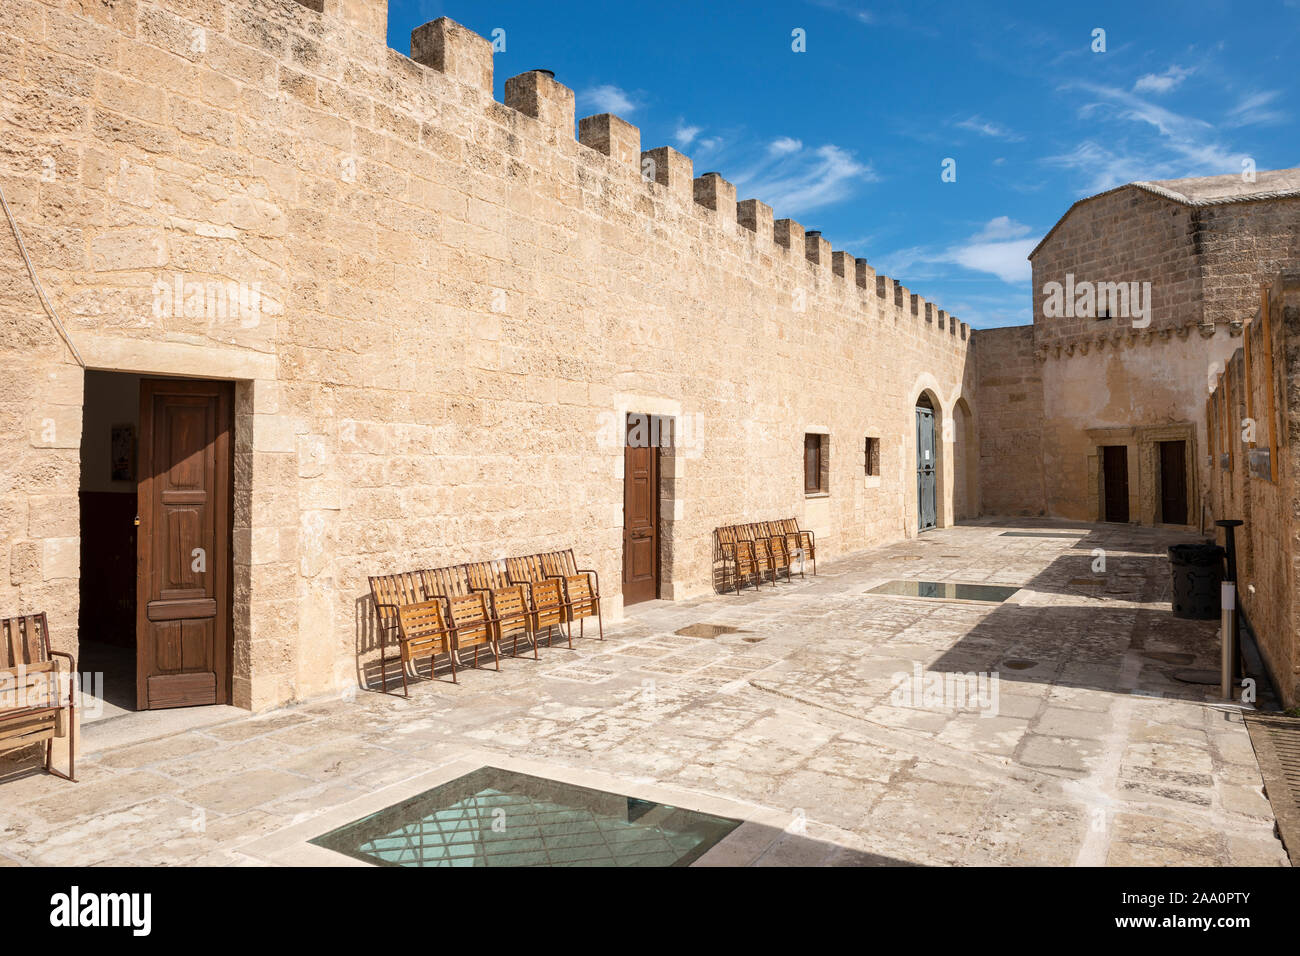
left=955, top=115, right=1023, bottom=141
left=1047, top=83, right=1244, bottom=193
left=878, top=218, right=1038, bottom=285
left=1133, top=65, right=1192, bottom=95
left=768, top=136, right=803, bottom=155
left=972, top=216, right=1032, bottom=242
left=945, top=237, right=1036, bottom=283
left=1227, top=90, right=1286, bottom=128
left=731, top=144, right=876, bottom=216
left=581, top=84, right=636, bottom=115
left=674, top=123, right=701, bottom=147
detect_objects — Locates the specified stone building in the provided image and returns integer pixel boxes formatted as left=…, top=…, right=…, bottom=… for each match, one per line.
left=979, top=168, right=1300, bottom=528
left=0, top=0, right=977, bottom=713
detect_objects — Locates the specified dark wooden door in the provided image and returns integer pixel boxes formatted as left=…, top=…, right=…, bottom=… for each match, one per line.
left=1159, top=440, right=1188, bottom=525
left=916, top=407, right=936, bottom=531
left=622, top=413, right=660, bottom=605
left=1102, top=445, right=1129, bottom=523
left=137, top=380, right=233, bottom=710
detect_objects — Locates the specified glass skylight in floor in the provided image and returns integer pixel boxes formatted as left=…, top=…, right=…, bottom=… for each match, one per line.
left=310, top=767, right=742, bottom=867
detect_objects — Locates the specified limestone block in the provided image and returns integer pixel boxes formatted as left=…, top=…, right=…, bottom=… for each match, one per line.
left=504, top=70, right=574, bottom=140
left=411, top=17, right=493, bottom=91
left=578, top=113, right=641, bottom=169
left=641, top=146, right=693, bottom=202
left=693, top=172, right=735, bottom=215
left=42, top=536, right=79, bottom=580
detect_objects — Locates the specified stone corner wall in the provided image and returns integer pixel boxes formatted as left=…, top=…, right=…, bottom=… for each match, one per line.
left=973, top=324, right=1045, bottom=516
left=1206, top=272, right=1300, bottom=707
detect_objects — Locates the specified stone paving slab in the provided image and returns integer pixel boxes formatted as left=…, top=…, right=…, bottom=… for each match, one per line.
left=0, top=520, right=1289, bottom=866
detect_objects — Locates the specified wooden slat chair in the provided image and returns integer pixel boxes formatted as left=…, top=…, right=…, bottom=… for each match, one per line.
left=446, top=592, right=500, bottom=673
left=541, top=550, right=603, bottom=641
left=716, top=526, right=759, bottom=593
left=395, top=600, right=457, bottom=692
left=528, top=578, right=572, bottom=649
left=735, top=524, right=777, bottom=588
left=780, top=518, right=817, bottom=574
left=555, top=568, right=604, bottom=642
left=486, top=584, right=538, bottom=659
left=757, top=521, right=796, bottom=581
left=369, top=571, right=434, bottom=694
left=0, top=613, right=76, bottom=781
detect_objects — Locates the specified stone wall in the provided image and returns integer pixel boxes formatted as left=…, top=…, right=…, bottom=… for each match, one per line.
left=975, top=325, right=1045, bottom=516
left=1206, top=272, right=1300, bottom=708
left=0, top=0, right=974, bottom=709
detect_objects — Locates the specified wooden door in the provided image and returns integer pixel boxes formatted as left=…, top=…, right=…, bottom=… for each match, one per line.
left=622, top=413, right=660, bottom=605
left=1159, top=440, right=1188, bottom=525
left=916, top=407, right=936, bottom=531
left=137, top=380, right=233, bottom=710
left=1102, top=445, right=1129, bottom=523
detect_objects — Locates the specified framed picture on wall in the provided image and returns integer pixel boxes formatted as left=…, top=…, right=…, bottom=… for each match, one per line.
left=110, top=423, right=136, bottom=482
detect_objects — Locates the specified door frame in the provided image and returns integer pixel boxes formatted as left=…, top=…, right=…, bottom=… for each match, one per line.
left=135, top=378, right=235, bottom=710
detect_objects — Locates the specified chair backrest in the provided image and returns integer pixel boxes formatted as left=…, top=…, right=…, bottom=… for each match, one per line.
left=539, top=552, right=566, bottom=578
left=0, top=613, right=52, bottom=669
left=465, top=560, right=510, bottom=591
left=782, top=518, right=801, bottom=534
left=369, top=573, right=428, bottom=630
left=424, top=565, right=472, bottom=602
left=396, top=599, right=452, bottom=655
left=507, top=554, right=547, bottom=584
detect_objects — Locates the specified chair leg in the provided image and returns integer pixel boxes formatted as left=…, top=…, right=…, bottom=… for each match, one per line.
left=596, top=605, right=604, bottom=641
left=400, top=654, right=410, bottom=698
left=449, top=649, right=458, bottom=684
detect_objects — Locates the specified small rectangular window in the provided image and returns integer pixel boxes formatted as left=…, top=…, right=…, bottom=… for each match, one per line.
left=804, top=433, right=828, bottom=494
left=864, top=436, right=879, bottom=476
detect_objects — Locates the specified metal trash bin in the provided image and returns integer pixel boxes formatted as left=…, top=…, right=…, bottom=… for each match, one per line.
left=1167, top=543, right=1224, bottom=619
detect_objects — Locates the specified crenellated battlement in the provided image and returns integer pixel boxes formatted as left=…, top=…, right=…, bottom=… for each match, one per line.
left=388, top=14, right=969, bottom=345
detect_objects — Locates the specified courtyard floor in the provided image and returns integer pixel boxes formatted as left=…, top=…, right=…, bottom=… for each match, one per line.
left=0, top=519, right=1288, bottom=866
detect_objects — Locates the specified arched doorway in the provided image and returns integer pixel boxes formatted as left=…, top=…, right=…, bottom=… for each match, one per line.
left=915, top=393, right=937, bottom=531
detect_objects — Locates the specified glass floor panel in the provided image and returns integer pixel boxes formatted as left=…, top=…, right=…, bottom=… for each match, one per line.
left=865, top=580, right=1020, bottom=603
left=310, top=767, right=742, bottom=867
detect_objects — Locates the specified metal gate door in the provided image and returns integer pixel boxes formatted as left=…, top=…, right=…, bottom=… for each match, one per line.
left=916, top=407, right=936, bottom=531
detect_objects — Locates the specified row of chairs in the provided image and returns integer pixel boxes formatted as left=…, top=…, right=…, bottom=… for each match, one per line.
left=716, top=519, right=817, bottom=593
left=368, top=550, right=602, bottom=694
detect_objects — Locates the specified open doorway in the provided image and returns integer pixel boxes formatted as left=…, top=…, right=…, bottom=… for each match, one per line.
left=78, top=372, right=235, bottom=719
left=78, top=371, right=142, bottom=721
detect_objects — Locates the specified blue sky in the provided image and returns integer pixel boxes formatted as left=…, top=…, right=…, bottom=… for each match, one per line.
left=387, top=0, right=1298, bottom=328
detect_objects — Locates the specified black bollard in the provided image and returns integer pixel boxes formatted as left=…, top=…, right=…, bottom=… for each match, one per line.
left=1215, top=520, right=1244, bottom=684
